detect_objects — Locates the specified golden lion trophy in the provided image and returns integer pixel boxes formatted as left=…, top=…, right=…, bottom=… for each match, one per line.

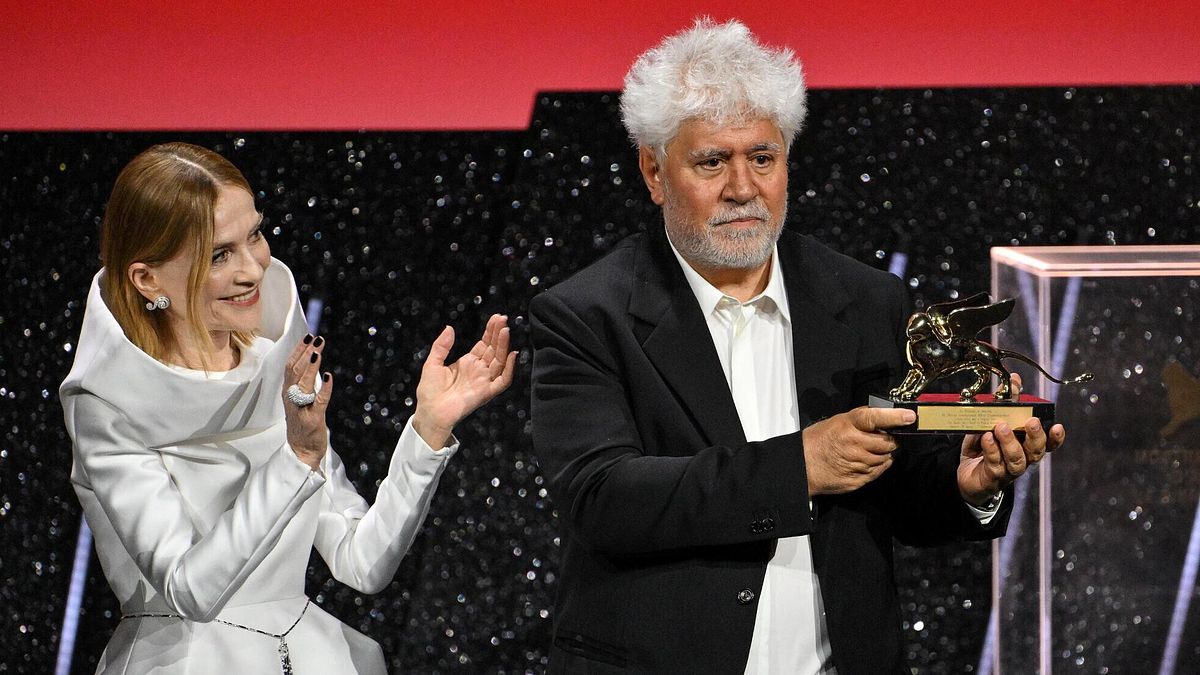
left=870, top=292, right=1093, bottom=434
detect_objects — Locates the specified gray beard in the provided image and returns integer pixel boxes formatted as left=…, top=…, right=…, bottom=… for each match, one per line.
left=663, top=197, right=785, bottom=271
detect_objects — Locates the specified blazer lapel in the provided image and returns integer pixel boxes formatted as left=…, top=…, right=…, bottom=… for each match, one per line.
left=624, top=230, right=864, bottom=447
left=779, top=232, right=860, bottom=425
left=629, top=231, right=747, bottom=450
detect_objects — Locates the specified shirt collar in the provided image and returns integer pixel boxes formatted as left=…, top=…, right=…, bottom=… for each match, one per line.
left=665, top=230, right=791, bottom=324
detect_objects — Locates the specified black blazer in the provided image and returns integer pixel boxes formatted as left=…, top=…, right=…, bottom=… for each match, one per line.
left=530, top=228, right=1010, bottom=674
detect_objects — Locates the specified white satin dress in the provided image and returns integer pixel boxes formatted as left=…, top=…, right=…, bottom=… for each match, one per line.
left=60, top=259, right=455, bottom=674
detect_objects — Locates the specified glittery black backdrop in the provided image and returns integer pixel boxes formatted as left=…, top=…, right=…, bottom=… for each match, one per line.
left=2, top=86, right=1197, bottom=674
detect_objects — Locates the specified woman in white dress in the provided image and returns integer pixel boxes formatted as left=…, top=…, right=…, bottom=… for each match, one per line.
left=59, top=142, right=516, bottom=674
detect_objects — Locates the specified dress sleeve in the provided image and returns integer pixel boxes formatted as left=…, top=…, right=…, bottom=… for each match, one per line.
left=68, top=393, right=326, bottom=621
left=312, top=418, right=455, bottom=593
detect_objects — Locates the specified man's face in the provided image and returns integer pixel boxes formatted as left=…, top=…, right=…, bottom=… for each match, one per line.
left=639, top=117, right=788, bottom=272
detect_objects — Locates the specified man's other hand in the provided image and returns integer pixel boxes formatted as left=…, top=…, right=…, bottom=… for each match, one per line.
left=803, top=406, right=915, bottom=496
left=957, top=372, right=1067, bottom=506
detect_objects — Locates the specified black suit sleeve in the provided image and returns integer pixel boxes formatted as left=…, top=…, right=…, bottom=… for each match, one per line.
left=886, top=435, right=1012, bottom=546
left=530, top=290, right=814, bottom=556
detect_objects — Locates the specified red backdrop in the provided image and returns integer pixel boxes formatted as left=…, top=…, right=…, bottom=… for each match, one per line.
left=3, top=1, right=1198, bottom=130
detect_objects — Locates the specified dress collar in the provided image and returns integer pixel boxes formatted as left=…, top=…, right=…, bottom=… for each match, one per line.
left=60, top=258, right=307, bottom=444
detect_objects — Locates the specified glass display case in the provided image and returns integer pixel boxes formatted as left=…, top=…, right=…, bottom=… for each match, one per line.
left=987, top=246, right=1200, bottom=674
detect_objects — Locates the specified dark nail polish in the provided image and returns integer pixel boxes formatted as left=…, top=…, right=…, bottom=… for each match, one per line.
left=310, top=352, right=318, bottom=363
left=313, top=336, right=324, bottom=347
left=303, top=334, right=313, bottom=344
left=322, top=372, right=331, bottom=382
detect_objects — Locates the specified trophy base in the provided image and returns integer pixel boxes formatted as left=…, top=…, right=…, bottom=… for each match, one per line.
left=868, top=393, right=1055, bottom=434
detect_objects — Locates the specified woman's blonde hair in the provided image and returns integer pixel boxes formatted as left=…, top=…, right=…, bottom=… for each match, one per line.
left=100, top=142, right=255, bottom=365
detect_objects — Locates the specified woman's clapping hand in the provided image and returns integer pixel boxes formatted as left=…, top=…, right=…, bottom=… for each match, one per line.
left=412, top=314, right=517, bottom=449
left=282, top=334, right=332, bottom=470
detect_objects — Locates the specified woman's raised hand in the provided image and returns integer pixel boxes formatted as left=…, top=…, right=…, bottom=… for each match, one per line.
left=412, top=314, right=517, bottom=449
left=282, top=334, right=333, bottom=470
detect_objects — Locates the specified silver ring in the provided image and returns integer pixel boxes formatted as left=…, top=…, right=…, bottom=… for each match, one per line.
left=286, top=384, right=317, bottom=407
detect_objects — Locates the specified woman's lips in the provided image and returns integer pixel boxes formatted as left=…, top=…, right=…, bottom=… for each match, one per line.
left=221, top=288, right=260, bottom=306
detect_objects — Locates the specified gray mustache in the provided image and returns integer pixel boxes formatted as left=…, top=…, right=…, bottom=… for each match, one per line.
left=708, top=202, right=771, bottom=226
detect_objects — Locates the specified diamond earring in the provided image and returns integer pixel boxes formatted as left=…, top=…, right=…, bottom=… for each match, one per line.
left=145, top=296, right=170, bottom=311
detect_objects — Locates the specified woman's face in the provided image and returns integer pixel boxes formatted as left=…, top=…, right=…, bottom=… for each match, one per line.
left=151, top=185, right=271, bottom=352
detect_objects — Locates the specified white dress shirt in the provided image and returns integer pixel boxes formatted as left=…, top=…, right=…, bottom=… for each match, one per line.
left=667, top=238, right=834, bottom=674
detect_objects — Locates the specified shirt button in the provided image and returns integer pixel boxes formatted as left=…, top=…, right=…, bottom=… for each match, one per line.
left=737, top=588, right=756, bottom=605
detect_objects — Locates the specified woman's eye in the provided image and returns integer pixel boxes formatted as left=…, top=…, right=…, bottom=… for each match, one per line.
left=251, top=215, right=268, bottom=241
left=212, top=250, right=230, bottom=265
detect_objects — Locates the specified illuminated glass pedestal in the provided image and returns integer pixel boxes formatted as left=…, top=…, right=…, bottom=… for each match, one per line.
left=987, top=246, right=1200, bottom=674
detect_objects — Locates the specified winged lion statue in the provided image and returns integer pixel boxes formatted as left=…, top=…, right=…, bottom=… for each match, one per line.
left=889, top=292, right=1094, bottom=402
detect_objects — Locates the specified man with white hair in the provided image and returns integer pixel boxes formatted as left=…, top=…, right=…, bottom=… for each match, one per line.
left=530, top=18, right=1064, bottom=674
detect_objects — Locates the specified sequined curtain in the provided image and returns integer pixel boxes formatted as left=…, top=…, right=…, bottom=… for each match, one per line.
left=1, top=86, right=1197, bottom=673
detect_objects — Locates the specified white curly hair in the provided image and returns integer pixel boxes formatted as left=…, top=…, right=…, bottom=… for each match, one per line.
left=620, top=18, right=807, bottom=151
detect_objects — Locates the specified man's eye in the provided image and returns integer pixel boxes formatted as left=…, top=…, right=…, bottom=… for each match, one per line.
left=700, top=158, right=722, bottom=169
left=752, top=154, right=773, bottom=166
